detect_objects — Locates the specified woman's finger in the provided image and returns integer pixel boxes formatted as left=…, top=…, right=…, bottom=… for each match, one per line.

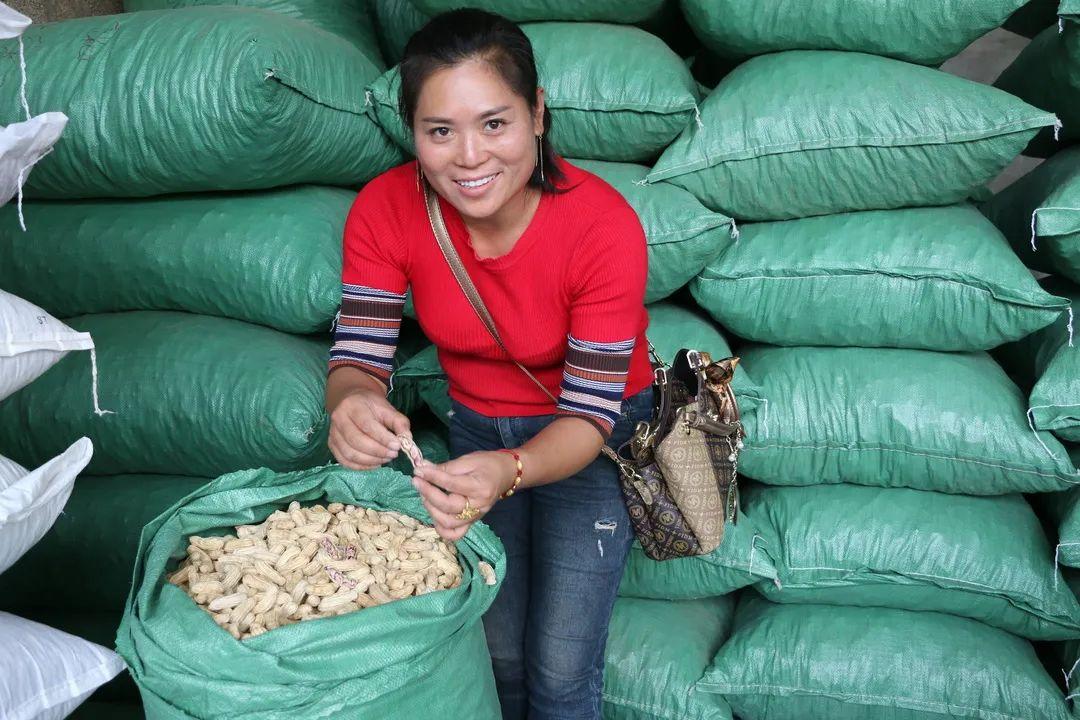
left=329, top=429, right=390, bottom=469
left=416, top=463, right=480, bottom=498
left=344, top=401, right=401, bottom=453
left=412, top=475, right=470, bottom=517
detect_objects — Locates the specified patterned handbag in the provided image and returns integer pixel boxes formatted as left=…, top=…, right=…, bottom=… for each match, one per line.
left=600, top=347, right=745, bottom=561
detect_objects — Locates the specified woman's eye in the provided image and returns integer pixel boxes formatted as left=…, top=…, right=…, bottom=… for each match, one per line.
left=485, top=119, right=505, bottom=131
left=430, top=127, right=451, bottom=138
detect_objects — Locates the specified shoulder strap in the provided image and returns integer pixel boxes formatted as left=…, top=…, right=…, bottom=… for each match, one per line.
left=423, top=183, right=558, bottom=404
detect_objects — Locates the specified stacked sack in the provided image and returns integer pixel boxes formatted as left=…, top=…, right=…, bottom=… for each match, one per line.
left=634, top=2, right=1080, bottom=719
left=0, top=2, right=422, bottom=716
left=986, top=5, right=1080, bottom=709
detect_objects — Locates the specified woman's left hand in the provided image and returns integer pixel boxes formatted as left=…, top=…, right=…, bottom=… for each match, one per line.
left=412, top=451, right=515, bottom=542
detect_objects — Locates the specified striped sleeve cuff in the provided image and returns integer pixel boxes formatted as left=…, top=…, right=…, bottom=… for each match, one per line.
left=556, top=335, right=634, bottom=438
left=328, top=283, right=405, bottom=383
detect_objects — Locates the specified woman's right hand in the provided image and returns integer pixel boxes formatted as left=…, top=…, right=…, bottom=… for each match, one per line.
left=328, top=387, right=412, bottom=470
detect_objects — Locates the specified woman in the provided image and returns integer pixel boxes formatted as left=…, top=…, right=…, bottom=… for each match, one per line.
left=324, top=9, right=653, bottom=718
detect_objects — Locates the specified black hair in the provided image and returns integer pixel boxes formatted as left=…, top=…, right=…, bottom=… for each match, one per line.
left=398, top=8, right=565, bottom=193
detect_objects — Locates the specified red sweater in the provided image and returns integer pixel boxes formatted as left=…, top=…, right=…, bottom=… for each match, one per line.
left=329, top=157, right=653, bottom=438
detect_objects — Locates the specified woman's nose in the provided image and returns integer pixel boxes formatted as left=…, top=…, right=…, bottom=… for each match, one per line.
left=456, top=132, right=486, bottom=168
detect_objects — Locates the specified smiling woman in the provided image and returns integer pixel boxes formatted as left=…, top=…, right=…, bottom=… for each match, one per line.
left=323, top=9, right=655, bottom=719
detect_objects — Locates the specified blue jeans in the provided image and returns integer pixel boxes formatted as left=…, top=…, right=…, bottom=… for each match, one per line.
left=448, top=388, right=653, bottom=720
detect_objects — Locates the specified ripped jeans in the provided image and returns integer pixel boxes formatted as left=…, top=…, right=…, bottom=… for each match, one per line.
left=448, top=387, right=653, bottom=720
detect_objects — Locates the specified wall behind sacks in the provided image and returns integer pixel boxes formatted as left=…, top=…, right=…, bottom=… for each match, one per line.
left=7, top=0, right=122, bottom=21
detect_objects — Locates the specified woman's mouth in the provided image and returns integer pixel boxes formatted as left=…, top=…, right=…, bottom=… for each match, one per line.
left=454, top=173, right=499, bottom=195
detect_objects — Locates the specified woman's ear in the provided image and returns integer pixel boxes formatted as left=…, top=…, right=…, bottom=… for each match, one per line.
left=533, top=87, right=546, bottom=135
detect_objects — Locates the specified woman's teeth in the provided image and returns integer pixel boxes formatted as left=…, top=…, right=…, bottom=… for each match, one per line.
left=456, top=174, right=496, bottom=188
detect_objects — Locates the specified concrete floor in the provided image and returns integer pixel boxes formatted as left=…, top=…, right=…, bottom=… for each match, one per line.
left=7, top=0, right=122, bottom=23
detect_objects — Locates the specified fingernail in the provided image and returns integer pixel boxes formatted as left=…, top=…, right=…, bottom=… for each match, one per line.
left=389, top=441, right=401, bottom=451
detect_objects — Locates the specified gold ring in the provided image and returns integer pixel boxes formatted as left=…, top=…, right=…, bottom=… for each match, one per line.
left=456, top=498, right=480, bottom=521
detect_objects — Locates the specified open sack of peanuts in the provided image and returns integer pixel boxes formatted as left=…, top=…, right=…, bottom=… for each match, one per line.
left=169, top=501, right=474, bottom=640
left=116, top=465, right=506, bottom=719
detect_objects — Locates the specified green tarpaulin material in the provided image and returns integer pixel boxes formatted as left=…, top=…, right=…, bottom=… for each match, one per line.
left=996, top=21, right=1078, bottom=156
left=983, top=146, right=1080, bottom=284
left=681, top=0, right=1027, bottom=65
left=0, top=186, right=352, bottom=334
left=0, top=311, right=332, bottom=477
left=647, top=51, right=1054, bottom=220
left=602, top=596, right=733, bottom=720
left=739, top=345, right=1079, bottom=494
left=122, top=0, right=384, bottom=65
left=0, top=7, right=402, bottom=198
left=703, top=595, right=1071, bottom=720
left=367, top=23, right=700, bottom=162
left=748, top=482, right=1080, bottom=640
left=116, top=464, right=505, bottom=719
left=692, top=204, right=1066, bottom=350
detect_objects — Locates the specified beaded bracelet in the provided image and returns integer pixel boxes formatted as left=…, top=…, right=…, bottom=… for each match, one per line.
left=497, top=448, right=523, bottom=499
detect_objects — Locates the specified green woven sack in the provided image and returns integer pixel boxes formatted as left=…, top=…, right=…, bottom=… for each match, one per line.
left=0, top=312, right=332, bottom=477
left=703, top=596, right=1071, bottom=720
left=983, top=146, right=1080, bottom=283
left=115, top=464, right=504, bottom=719
left=395, top=303, right=765, bottom=427
left=1001, top=279, right=1080, bottom=442
left=996, top=23, right=1077, bottom=156
left=121, top=0, right=383, bottom=64
left=367, top=23, right=700, bottom=162
left=749, top=483, right=1080, bottom=640
left=0, top=475, right=207, bottom=615
left=647, top=51, right=1055, bottom=221
left=409, top=0, right=664, bottom=22
left=0, top=186, right=352, bottom=334
left=603, top=596, right=734, bottom=720
left=1051, top=568, right=1080, bottom=714
left=618, top=511, right=777, bottom=600
left=739, top=345, right=1079, bottom=494
left=0, top=7, right=401, bottom=198
left=574, top=160, right=735, bottom=302
left=1029, top=451, right=1080, bottom=569
left=692, top=204, right=1067, bottom=350
left=681, top=0, right=1027, bottom=65
left=371, top=0, right=429, bottom=64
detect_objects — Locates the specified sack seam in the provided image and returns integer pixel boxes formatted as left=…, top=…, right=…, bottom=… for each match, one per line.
left=698, top=682, right=1034, bottom=720
left=775, top=566, right=1076, bottom=623
left=698, top=271, right=1066, bottom=311
left=647, top=116, right=1055, bottom=181
left=744, top=443, right=1077, bottom=481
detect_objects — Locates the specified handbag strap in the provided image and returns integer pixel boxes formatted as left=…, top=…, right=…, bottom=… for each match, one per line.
left=423, top=183, right=558, bottom=405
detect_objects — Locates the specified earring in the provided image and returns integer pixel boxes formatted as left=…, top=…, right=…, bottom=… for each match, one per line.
left=415, top=161, right=424, bottom=192
left=536, top=135, right=544, bottom=183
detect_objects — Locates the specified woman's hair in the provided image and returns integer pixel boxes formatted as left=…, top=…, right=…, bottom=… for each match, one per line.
left=398, top=8, right=565, bottom=193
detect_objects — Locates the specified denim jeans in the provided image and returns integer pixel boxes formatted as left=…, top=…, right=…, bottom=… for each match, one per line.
left=448, top=387, right=653, bottom=720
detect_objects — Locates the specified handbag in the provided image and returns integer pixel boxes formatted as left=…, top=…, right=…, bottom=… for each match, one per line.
left=422, top=183, right=744, bottom=562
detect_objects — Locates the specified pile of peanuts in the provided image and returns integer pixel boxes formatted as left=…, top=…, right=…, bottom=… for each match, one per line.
left=168, top=501, right=486, bottom=640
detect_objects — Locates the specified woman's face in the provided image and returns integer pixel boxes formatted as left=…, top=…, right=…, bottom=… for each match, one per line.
left=413, top=58, right=545, bottom=224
